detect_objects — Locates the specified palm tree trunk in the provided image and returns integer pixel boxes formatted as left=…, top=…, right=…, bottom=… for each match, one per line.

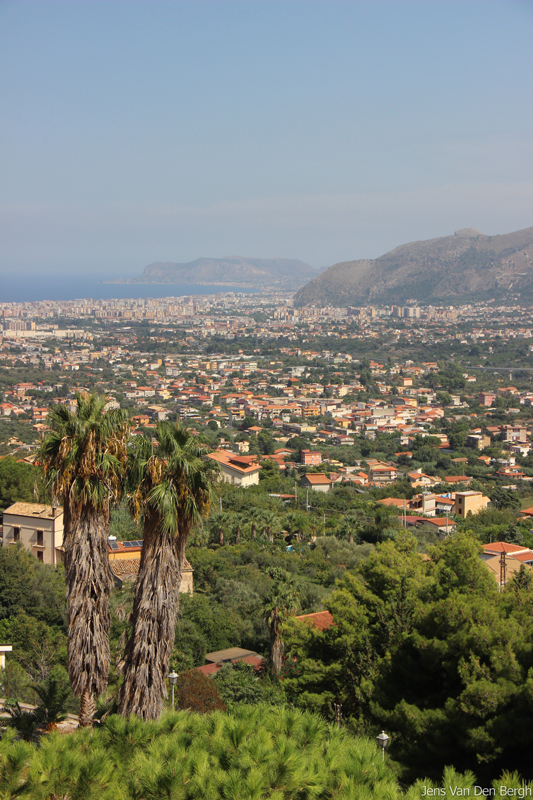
left=79, top=689, right=96, bottom=728
left=251, top=522, right=256, bottom=539
left=63, top=506, right=113, bottom=723
left=219, top=526, right=224, bottom=546
left=118, top=512, right=185, bottom=720
left=270, top=615, right=283, bottom=677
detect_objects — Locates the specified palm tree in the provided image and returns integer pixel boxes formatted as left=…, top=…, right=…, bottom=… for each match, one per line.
left=207, top=510, right=228, bottom=546
left=118, top=422, right=216, bottom=720
left=284, top=511, right=310, bottom=543
left=261, top=510, right=281, bottom=543
left=230, top=512, right=246, bottom=545
left=336, top=510, right=365, bottom=544
left=40, top=394, right=130, bottom=726
left=264, top=572, right=301, bottom=677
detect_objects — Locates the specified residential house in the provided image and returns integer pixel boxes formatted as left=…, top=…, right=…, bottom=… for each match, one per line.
left=443, top=475, right=472, bottom=486
left=480, top=542, right=533, bottom=588
left=2, top=502, right=64, bottom=565
left=454, top=491, right=490, bottom=518
left=300, top=474, right=333, bottom=493
left=369, top=464, right=398, bottom=484
left=408, top=470, right=439, bottom=488
left=207, top=450, right=261, bottom=487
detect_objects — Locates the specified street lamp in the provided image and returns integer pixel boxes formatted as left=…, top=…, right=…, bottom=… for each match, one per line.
left=376, top=731, right=390, bottom=763
left=168, top=671, right=178, bottom=711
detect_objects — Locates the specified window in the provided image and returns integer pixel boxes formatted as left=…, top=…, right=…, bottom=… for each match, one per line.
left=13, top=527, right=20, bottom=542
left=37, top=551, right=43, bottom=562
left=37, top=530, right=44, bottom=547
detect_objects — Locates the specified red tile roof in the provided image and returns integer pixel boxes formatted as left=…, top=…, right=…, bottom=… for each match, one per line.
left=295, top=610, right=334, bottom=631
left=484, top=542, right=531, bottom=555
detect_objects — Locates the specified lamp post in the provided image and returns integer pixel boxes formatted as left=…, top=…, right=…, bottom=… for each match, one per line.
left=168, top=671, right=178, bottom=711
left=376, top=731, right=390, bottom=763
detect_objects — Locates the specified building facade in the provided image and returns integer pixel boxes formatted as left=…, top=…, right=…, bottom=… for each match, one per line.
left=2, top=502, right=64, bottom=565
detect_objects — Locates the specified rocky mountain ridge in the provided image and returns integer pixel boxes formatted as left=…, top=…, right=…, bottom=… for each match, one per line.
left=293, top=226, right=533, bottom=307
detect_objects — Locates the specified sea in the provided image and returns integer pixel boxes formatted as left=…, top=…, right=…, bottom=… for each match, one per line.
left=0, top=275, right=258, bottom=304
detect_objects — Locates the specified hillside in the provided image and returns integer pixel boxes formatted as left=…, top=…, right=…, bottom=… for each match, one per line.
left=294, top=226, right=533, bottom=307
left=121, top=256, right=316, bottom=289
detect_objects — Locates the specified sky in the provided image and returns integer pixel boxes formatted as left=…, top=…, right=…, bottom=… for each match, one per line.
left=1, top=0, right=532, bottom=279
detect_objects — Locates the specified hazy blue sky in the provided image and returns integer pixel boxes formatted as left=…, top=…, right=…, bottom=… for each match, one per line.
left=1, top=0, right=532, bottom=277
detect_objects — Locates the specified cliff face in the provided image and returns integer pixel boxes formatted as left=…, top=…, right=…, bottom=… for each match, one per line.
left=294, top=227, right=533, bottom=307
left=128, top=257, right=316, bottom=289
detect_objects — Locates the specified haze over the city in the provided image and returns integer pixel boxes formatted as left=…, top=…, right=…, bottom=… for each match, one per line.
left=1, top=0, right=532, bottom=282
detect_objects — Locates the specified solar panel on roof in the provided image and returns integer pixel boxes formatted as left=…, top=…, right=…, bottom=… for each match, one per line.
left=123, top=542, right=133, bottom=547
left=109, top=542, right=119, bottom=550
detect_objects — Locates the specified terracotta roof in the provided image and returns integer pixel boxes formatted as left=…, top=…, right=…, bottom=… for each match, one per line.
left=295, top=610, right=334, bottom=631
left=303, top=474, right=332, bottom=485
left=4, top=502, right=63, bottom=520
left=378, top=498, right=406, bottom=508
left=207, top=450, right=261, bottom=474
left=109, top=559, right=140, bottom=579
left=511, top=551, right=533, bottom=563
left=484, top=542, right=531, bottom=555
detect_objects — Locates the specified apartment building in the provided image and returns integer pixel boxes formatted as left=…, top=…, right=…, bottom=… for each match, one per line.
left=301, top=449, right=322, bottom=466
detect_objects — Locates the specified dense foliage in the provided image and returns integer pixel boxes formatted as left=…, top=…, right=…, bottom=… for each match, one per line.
left=1, top=706, right=531, bottom=799
left=283, top=532, right=533, bottom=783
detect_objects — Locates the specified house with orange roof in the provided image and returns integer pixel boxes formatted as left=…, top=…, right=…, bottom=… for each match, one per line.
left=481, top=542, right=533, bottom=587
left=207, top=450, right=261, bottom=487
left=408, top=470, right=439, bottom=488
left=368, top=464, right=398, bottom=483
left=300, top=473, right=333, bottom=493
left=443, top=475, right=472, bottom=486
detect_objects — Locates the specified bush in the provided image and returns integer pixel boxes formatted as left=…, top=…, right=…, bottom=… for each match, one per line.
left=213, top=662, right=264, bottom=707
left=173, top=669, right=226, bottom=713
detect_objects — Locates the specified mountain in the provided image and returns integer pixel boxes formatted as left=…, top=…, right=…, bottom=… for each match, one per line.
left=293, top=226, right=533, bottom=307
left=121, top=257, right=316, bottom=289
